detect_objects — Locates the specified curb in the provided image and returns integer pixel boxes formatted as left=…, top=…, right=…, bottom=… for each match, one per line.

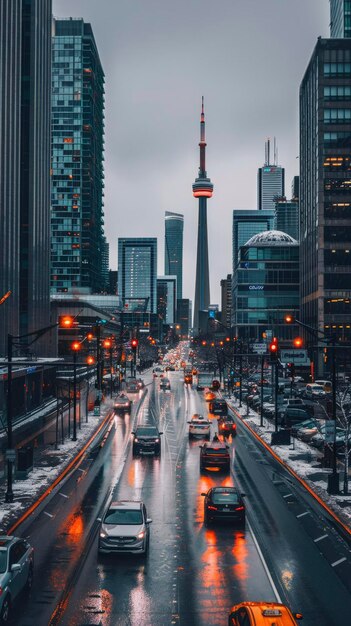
left=228, top=399, right=351, bottom=538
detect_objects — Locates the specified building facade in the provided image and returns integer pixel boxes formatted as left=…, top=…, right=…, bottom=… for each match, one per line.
left=51, top=18, right=105, bottom=294
left=330, top=0, right=351, bottom=38
left=157, top=276, right=177, bottom=325
left=0, top=0, right=52, bottom=356
left=300, top=38, right=351, bottom=368
left=257, top=139, right=285, bottom=211
left=220, top=275, right=232, bottom=329
left=274, top=199, right=299, bottom=241
left=233, top=231, right=299, bottom=343
left=165, top=211, right=183, bottom=300
left=118, top=238, right=157, bottom=314
left=177, top=299, right=191, bottom=338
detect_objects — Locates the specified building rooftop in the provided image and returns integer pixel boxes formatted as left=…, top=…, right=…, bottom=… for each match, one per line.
left=245, top=230, right=298, bottom=246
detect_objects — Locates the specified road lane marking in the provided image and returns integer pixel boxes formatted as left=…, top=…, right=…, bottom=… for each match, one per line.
left=283, top=493, right=293, bottom=498
left=59, top=492, right=68, bottom=498
left=296, top=511, right=309, bottom=518
left=314, top=534, right=328, bottom=542
left=247, top=520, right=282, bottom=603
left=331, top=557, right=347, bottom=567
left=44, top=511, right=53, bottom=518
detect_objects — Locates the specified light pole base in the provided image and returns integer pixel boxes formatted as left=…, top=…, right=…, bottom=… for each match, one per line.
left=327, top=472, right=340, bottom=495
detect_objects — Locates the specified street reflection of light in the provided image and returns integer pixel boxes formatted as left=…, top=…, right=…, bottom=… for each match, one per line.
left=66, top=512, right=84, bottom=542
left=231, top=533, right=249, bottom=582
left=282, top=568, right=294, bottom=590
left=129, top=571, right=152, bottom=625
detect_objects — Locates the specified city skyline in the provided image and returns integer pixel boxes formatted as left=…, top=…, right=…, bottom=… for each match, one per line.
left=54, top=0, right=329, bottom=304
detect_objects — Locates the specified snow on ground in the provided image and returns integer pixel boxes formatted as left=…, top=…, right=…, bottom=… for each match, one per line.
left=226, top=395, right=351, bottom=530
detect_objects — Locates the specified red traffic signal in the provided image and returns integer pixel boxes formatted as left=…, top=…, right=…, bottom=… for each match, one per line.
left=269, top=338, right=279, bottom=356
left=131, top=338, right=138, bottom=349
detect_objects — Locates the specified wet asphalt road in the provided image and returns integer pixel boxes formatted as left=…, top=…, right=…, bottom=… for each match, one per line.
left=11, top=372, right=351, bottom=625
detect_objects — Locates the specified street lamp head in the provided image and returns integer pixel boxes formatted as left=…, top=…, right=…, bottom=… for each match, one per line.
left=71, top=341, right=81, bottom=351
left=87, top=332, right=94, bottom=341
left=86, top=356, right=95, bottom=365
left=285, top=314, right=294, bottom=324
left=103, top=339, right=112, bottom=348
left=60, top=315, right=74, bottom=328
left=293, top=337, right=303, bottom=348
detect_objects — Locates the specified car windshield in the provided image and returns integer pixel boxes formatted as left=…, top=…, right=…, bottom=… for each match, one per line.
left=104, top=509, right=143, bottom=525
left=0, top=550, right=7, bottom=573
left=212, top=491, right=239, bottom=504
left=136, top=427, right=158, bottom=437
left=206, top=447, right=228, bottom=454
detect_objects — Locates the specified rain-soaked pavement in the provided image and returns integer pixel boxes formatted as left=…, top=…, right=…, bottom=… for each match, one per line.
left=11, top=372, right=351, bottom=625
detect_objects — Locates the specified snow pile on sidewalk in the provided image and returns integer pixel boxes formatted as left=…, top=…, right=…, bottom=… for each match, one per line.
left=227, top=396, right=351, bottom=530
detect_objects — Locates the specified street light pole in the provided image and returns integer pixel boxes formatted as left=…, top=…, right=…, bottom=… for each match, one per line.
left=71, top=341, right=81, bottom=442
left=5, top=334, right=14, bottom=503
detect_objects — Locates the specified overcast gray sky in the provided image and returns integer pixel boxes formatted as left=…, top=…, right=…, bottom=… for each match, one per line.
left=54, top=0, right=330, bottom=304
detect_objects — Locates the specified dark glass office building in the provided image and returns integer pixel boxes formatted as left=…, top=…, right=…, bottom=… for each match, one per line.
left=51, top=18, right=105, bottom=294
left=300, top=38, right=351, bottom=368
left=330, top=0, right=351, bottom=38
left=233, top=231, right=299, bottom=342
left=0, top=0, right=52, bottom=356
left=165, top=211, right=183, bottom=300
left=118, top=238, right=157, bottom=314
left=274, top=200, right=299, bottom=241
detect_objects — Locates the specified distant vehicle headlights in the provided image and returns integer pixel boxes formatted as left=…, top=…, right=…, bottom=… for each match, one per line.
left=100, top=530, right=107, bottom=538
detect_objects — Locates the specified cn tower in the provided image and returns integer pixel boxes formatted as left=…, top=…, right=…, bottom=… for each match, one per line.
left=192, top=97, right=213, bottom=333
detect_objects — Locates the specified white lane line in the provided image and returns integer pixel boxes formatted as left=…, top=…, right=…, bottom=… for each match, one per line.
left=296, top=511, right=309, bottom=518
left=314, top=534, right=328, bottom=543
left=283, top=493, right=293, bottom=498
left=331, top=557, right=347, bottom=567
left=59, top=492, right=68, bottom=499
left=247, top=520, right=282, bottom=603
left=43, top=511, right=53, bottom=518
left=78, top=468, right=85, bottom=473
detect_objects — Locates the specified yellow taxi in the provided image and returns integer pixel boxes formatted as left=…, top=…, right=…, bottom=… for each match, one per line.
left=228, top=602, right=302, bottom=626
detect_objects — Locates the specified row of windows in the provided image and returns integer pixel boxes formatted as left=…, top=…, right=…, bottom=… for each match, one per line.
left=324, top=86, right=351, bottom=100
left=241, top=249, right=298, bottom=261
left=324, top=202, right=351, bottom=218
left=325, top=273, right=351, bottom=288
left=324, top=63, right=351, bottom=76
left=324, top=109, right=351, bottom=123
left=323, top=157, right=351, bottom=171
left=237, top=270, right=299, bottom=284
left=324, top=132, right=351, bottom=147
left=324, top=227, right=351, bottom=242
left=324, top=179, right=351, bottom=192
left=324, top=298, right=351, bottom=314
left=236, top=296, right=299, bottom=309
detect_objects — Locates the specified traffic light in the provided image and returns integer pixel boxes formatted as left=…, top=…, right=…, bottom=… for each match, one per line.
left=131, top=338, right=138, bottom=350
left=269, top=337, right=279, bottom=360
left=293, top=337, right=303, bottom=348
left=287, top=362, right=295, bottom=377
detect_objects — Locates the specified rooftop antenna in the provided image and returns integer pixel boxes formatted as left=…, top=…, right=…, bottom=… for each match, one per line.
left=274, top=137, right=277, bottom=166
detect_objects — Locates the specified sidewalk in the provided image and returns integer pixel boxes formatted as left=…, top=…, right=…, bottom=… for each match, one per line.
left=225, top=393, right=351, bottom=532
left=0, top=398, right=115, bottom=535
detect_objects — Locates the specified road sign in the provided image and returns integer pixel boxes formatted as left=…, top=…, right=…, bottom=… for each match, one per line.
left=324, top=421, right=335, bottom=443
left=5, top=449, right=16, bottom=462
left=252, top=343, right=267, bottom=354
left=280, top=349, right=310, bottom=365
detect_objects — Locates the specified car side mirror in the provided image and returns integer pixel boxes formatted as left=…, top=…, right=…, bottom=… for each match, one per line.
left=131, top=431, right=135, bottom=435
left=146, top=518, right=152, bottom=524
left=159, top=432, right=163, bottom=435
left=294, top=614, right=303, bottom=621
left=11, top=564, right=21, bottom=573
left=201, top=492, right=207, bottom=496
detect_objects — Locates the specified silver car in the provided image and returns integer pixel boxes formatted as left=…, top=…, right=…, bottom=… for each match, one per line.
left=98, top=501, right=152, bottom=556
left=0, top=536, right=34, bottom=623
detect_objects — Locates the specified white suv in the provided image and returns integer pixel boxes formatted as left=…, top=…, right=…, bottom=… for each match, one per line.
left=188, top=414, right=211, bottom=439
left=98, top=501, right=152, bottom=556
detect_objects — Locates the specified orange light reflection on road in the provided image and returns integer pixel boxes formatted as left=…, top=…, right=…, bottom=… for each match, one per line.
left=231, top=533, right=249, bottom=582
left=66, top=512, right=84, bottom=543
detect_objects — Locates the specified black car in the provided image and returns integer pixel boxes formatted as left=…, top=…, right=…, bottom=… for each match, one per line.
left=199, top=442, right=230, bottom=472
left=201, top=487, right=245, bottom=526
left=209, top=398, right=228, bottom=416
left=132, top=425, right=163, bottom=456
left=218, top=415, right=237, bottom=437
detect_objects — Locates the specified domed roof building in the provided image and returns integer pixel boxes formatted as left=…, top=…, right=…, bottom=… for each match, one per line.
left=232, top=229, right=300, bottom=345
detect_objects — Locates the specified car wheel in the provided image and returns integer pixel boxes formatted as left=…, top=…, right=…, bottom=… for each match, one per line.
left=204, top=511, right=211, bottom=527
left=0, top=595, right=11, bottom=623
left=26, top=564, right=34, bottom=592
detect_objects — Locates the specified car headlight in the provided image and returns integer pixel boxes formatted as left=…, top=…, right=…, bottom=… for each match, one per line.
left=155, top=438, right=160, bottom=443
left=137, top=531, right=145, bottom=539
left=100, top=531, right=107, bottom=538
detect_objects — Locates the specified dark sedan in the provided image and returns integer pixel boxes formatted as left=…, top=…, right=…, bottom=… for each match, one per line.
left=199, top=442, right=230, bottom=472
left=201, top=487, right=245, bottom=526
left=132, top=425, right=163, bottom=456
left=218, top=415, right=237, bottom=437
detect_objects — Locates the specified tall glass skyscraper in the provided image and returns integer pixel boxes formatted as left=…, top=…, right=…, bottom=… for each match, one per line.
left=257, top=139, right=285, bottom=210
left=0, top=0, right=52, bottom=356
left=330, top=0, right=351, bottom=38
left=274, top=200, right=299, bottom=241
left=164, top=211, right=184, bottom=300
left=51, top=18, right=105, bottom=294
left=118, top=238, right=157, bottom=313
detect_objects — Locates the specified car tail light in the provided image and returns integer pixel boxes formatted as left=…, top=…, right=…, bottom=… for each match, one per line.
left=208, top=505, right=218, bottom=511
left=235, top=506, right=245, bottom=511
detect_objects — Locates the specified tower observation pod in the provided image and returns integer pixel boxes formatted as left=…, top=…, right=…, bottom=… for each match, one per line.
left=193, top=97, right=213, bottom=333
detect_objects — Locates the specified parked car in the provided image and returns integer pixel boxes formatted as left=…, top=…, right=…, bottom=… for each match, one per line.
left=314, top=380, right=332, bottom=393
left=218, top=415, right=237, bottom=437
left=201, top=487, right=245, bottom=526
left=98, top=501, right=152, bottom=556
left=188, top=414, right=211, bottom=439
left=113, top=393, right=132, bottom=413
left=305, top=383, right=326, bottom=399
left=228, top=602, right=303, bottom=626
left=0, top=536, right=34, bottom=623
left=290, top=418, right=319, bottom=437
left=199, top=441, right=230, bottom=472
left=310, top=424, right=345, bottom=449
left=132, top=425, right=163, bottom=456
left=280, top=408, right=313, bottom=429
